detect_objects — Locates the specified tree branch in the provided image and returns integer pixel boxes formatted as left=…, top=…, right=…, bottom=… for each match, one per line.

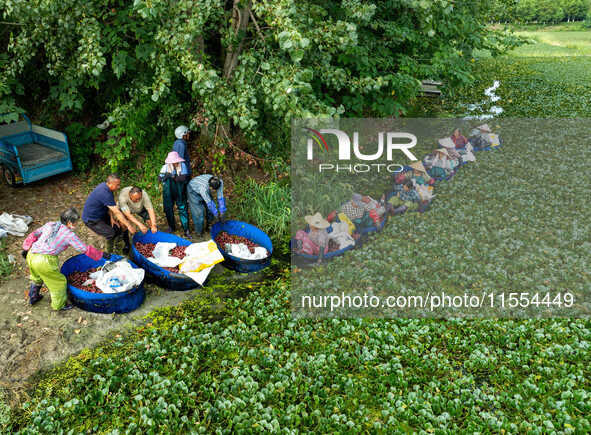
left=248, top=10, right=265, bottom=42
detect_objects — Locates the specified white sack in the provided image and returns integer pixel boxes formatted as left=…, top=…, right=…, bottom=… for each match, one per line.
left=147, top=242, right=183, bottom=267
left=0, top=213, right=33, bottom=236
left=96, top=260, right=145, bottom=293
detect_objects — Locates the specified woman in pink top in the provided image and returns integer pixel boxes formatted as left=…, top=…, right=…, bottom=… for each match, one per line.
left=22, top=208, right=110, bottom=310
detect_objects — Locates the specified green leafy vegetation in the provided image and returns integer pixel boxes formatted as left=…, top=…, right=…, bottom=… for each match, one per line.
left=0, top=0, right=523, bottom=179
left=294, top=120, right=591, bottom=318
left=63, top=123, right=102, bottom=173
left=490, top=0, right=591, bottom=23
left=12, top=260, right=591, bottom=433
left=233, top=176, right=291, bottom=246
left=0, top=239, right=14, bottom=280
left=416, top=55, right=591, bottom=118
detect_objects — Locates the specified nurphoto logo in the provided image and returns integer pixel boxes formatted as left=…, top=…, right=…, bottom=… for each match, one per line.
left=305, top=127, right=418, bottom=173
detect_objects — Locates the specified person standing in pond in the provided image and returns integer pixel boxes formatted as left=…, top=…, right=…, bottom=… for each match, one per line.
left=159, top=151, right=191, bottom=239
left=187, top=175, right=227, bottom=239
left=22, top=208, right=111, bottom=311
left=82, top=173, right=135, bottom=254
left=118, top=186, right=158, bottom=235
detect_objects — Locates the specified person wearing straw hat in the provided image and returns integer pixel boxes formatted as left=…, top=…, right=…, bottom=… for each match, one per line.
left=437, top=137, right=462, bottom=163
left=424, top=148, right=457, bottom=179
left=338, top=193, right=382, bottom=232
left=398, top=161, right=435, bottom=186
left=158, top=151, right=191, bottom=239
left=382, top=179, right=424, bottom=215
left=469, top=123, right=500, bottom=150
left=295, top=212, right=330, bottom=265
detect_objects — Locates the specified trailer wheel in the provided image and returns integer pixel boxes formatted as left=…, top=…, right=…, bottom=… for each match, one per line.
left=2, top=165, right=17, bottom=187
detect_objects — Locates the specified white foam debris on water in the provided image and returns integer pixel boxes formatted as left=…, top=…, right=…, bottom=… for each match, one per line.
left=463, top=80, right=503, bottom=120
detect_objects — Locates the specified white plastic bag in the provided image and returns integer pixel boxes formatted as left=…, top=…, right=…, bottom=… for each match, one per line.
left=0, top=213, right=33, bottom=237
left=225, top=243, right=269, bottom=260
left=95, top=260, right=145, bottom=293
left=147, top=242, right=183, bottom=267
left=328, top=221, right=355, bottom=250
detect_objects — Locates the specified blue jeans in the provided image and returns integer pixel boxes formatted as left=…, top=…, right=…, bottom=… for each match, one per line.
left=187, top=183, right=214, bottom=234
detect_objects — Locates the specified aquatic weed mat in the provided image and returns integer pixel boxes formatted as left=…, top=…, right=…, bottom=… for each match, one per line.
left=292, top=119, right=591, bottom=318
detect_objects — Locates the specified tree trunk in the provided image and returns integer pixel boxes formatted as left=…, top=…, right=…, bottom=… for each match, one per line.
left=219, top=0, right=252, bottom=142
left=223, top=0, right=252, bottom=80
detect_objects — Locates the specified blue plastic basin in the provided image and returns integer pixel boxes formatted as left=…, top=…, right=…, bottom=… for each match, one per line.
left=131, top=231, right=202, bottom=291
left=61, top=254, right=145, bottom=314
left=211, top=220, right=273, bottom=273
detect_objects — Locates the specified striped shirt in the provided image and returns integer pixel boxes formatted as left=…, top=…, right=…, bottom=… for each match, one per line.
left=25, top=222, right=88, bottom=256
left=188, top=175, right=224, bottom=202
left=339, top=201, right=373, bottom=221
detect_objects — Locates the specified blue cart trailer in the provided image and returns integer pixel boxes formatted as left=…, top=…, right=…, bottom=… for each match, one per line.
left=0, top=114, right=72, bottom=186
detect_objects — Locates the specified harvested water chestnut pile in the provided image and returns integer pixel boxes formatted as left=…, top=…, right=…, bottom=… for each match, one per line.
left=134, top=242, right=188, bottom=273
left=67, top=267, right=102, bottom=293
left=214, top=232, right=260, bottom=254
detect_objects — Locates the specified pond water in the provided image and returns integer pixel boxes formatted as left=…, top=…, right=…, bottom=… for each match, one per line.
left=463, top=80, right=503, bottom=120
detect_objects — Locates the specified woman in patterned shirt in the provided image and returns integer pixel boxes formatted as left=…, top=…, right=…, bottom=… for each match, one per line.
left=295, top=212, right=330, bottom=265
left=22, top=209, right=109, bottom=310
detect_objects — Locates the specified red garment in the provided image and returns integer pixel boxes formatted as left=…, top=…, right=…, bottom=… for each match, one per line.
left=451, top=134, right=468, bottom=149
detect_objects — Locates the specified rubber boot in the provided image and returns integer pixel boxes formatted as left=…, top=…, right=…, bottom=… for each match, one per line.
left=393, top=205, right=408, bottom=215
left=121, top=230, right=131, bottom=255
left=28, top=283, right=43, bottom=305
left=105, top=238, right=115, bottom=253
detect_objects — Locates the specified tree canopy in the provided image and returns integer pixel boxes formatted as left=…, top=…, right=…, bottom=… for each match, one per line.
left=0, top=0, right=522, bottom=173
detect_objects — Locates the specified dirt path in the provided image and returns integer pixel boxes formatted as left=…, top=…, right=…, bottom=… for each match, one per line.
left=0, top=172, right=240, bottom=396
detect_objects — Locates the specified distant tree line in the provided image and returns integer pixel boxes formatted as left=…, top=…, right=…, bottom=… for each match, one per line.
left=491, top=0, right=591, bottom=24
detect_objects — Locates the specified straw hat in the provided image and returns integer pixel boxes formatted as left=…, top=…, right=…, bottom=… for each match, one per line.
left=436, top=148, right=450, bottom=157
left=351, top=193, right=364, bottom=206
left=438, top=137, right=456, bottom=149
left=305, top=212, right=330, bottom=229
left=476, top=124, right=492, bottom=133
left=409, top=161, right=428, bottom=173
left=165, top=151, right=185, bottom=164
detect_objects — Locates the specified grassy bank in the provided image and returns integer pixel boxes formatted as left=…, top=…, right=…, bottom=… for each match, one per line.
left=510, top=30, right=591, bottom=56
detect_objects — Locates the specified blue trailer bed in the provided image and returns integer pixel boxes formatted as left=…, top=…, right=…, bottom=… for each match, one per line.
left=0, top=114, right=72, bottom=186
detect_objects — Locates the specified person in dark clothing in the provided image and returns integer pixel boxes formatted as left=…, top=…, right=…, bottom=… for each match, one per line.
left=173, top=125, right=191, bottom=176
left=82, top=173, right=135, bottom=254
left=158, top=151, right=191, bottom=239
